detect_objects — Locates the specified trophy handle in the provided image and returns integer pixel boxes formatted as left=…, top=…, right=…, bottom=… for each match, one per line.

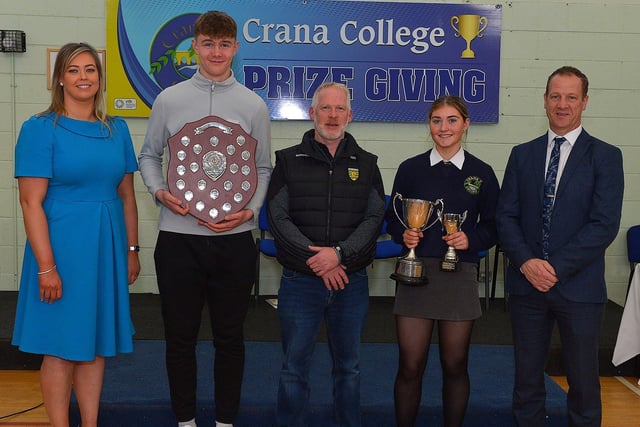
left=423, top=198, right=445, bottom=231
left=450, top=16, right=460, bottom=36
left=460, top=210, right=468, bottom=226
left=392, top=193, right=409, bottom=230
left=477, top=17, right=488, bottom=38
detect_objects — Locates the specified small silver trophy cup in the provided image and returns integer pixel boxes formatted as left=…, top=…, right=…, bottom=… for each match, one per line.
left=390, top=193, right=444, bottom=284
left=439, top=211, right=467, bottom=272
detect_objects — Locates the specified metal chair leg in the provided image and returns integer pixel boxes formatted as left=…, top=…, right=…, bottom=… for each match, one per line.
left=491, top=244, right=500, bottom=299
left=503, top=251, right=509, bottom=311
left=484, top=252, right=490, bottom=311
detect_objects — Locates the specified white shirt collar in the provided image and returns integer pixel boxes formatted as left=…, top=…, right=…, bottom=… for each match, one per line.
left=548, top=126, right=582, bottom=147
left=430, top=147, right=465, bottom=169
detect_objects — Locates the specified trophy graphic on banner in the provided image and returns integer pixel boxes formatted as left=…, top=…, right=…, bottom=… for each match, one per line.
left=390, top=193, right=444, bottom=284
left=450, top=14, right=488, bottom=58
left=438, top=211, right=468, bottom=271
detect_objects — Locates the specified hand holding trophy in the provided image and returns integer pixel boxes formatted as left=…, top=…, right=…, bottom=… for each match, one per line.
left=438, top=211, right=467, bottom=271
left=390, top=193, right=444, bottom=284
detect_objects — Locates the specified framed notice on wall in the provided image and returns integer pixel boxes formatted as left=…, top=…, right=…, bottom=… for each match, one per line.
left=47, top=48, right=106, bottom=90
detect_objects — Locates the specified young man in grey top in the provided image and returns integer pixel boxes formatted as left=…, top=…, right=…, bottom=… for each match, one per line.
left=138, top=10, right=271, bottom=427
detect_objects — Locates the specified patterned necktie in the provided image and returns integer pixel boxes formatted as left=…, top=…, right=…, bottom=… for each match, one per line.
left=542, top=136, right=565, bottom=259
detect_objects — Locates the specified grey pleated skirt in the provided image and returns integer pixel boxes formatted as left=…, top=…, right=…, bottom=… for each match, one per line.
left=393, top=258, right=482, bottom=321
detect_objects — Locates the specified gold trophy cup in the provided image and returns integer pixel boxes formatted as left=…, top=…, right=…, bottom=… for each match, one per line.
left=390, top=193, right=444, bottom=284
left=450, top=14, right=488, bottom=59
left=438, top=211, right=468, bottom=271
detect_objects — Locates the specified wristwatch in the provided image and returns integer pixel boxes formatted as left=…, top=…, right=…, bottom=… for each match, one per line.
left=334, top=245, right=343, bottom=262
left=128, top=245, right=140, bottom=252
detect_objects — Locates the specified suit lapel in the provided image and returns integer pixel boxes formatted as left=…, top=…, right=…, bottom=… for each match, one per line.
left=534, top=134, right=548, bottom=206
left=555, top=129, right=591, bottom=199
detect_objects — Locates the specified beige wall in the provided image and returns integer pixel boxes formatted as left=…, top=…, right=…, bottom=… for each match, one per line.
left=1, top=0, right=638, bottom=304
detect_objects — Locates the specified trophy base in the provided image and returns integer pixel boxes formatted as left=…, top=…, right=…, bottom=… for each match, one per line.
left=391, top=257, right=429, bottom=285
left=390, top=272, right=428, bottom=285
left=440, top=260, right=458, bottom=272
left=461, top=49, right=475, bottom=59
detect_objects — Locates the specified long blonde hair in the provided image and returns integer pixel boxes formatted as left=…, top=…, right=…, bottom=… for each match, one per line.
left=41, top=42, right=110, bottom=130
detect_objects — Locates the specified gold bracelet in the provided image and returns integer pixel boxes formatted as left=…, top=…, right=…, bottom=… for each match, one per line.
left=37, top=265, right=56, bottom=275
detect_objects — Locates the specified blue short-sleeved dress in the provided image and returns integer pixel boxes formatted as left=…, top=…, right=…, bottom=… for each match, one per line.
left=12, top=113, right=137, bottom=361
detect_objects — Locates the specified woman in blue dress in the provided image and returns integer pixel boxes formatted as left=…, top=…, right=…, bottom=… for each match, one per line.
left=12, top=42, right=139, bottom=427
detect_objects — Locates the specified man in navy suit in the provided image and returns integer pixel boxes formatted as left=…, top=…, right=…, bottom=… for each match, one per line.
left=496, top=66, right=624, bottom=426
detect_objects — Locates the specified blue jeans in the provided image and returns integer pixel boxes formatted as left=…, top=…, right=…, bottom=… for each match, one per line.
left=276, top=268, right=369, bottom=427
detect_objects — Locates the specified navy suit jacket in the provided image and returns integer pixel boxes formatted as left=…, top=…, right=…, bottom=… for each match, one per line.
left=496, top=129, right=624, bottom=303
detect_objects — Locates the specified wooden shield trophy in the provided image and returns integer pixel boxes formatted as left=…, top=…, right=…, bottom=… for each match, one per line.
left=167, top=115, right=258, bottom=223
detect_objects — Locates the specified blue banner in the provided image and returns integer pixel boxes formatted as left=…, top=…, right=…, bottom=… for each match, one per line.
left=107, top=0, right=502, bottom=122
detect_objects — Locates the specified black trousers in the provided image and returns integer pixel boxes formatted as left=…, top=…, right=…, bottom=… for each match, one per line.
left=154, top=230, right=256, bottom=423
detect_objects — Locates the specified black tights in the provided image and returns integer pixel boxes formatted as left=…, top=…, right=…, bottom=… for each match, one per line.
left=394, top=316, right=474, bottom=427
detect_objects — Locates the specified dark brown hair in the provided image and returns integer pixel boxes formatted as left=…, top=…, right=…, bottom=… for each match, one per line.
left=545, top=66, right=589, bottom=97
left=194, top=10, right=237, bottom=39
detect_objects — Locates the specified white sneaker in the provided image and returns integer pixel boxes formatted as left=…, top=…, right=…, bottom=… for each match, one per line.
left=178, top=419, right=196, bottom=427
left=215, top=422, right=233, bottom=427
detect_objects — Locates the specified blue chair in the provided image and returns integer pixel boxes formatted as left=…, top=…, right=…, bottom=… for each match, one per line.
left=375, top=195, right=404, bottom=260
left=626, top=225, right=640, bottom=293
left=256, top=198, right=402, bottom=299
left=254, top=204, right=277, bottom=300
